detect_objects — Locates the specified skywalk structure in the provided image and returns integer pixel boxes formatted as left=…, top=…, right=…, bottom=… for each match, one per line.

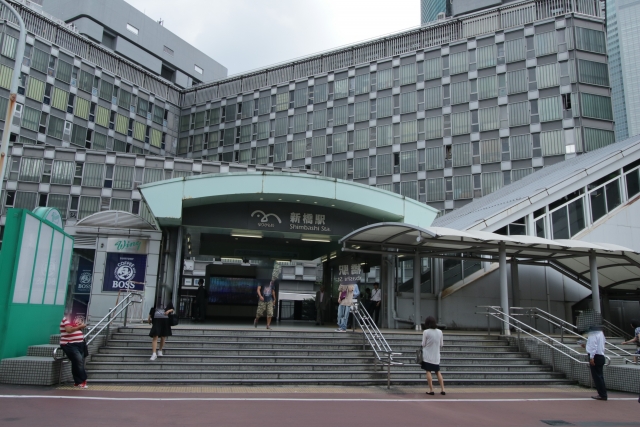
left=0, top=0, right=634, bottom=333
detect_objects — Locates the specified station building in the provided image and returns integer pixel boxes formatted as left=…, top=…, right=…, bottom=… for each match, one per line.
left=1, top=0, right=633, bottom=331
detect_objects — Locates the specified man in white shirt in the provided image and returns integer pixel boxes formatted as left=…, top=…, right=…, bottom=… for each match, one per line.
left=370, top=282, right=382, bottom=326
left=584, top=326, right=607, bottom=401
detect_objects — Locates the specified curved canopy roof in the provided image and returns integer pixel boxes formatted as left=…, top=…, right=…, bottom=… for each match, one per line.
left=76, top=210, right=157, bottom=230
left=340, top=223, right=640, bottom=291
left=139, top=172, right=438, bottom=228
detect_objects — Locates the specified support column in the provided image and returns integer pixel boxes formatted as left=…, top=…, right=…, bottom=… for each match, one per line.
left=414, top=252, right=422, bottom=331
left=171, top=226, right=183, bottom=309
left=511, top=259, right=520, bottom=308
left=499, top=242, right=510, bottom=335
left=590, top=251, right=601, bottom=314
left=387, top=255, right=395, bottom=329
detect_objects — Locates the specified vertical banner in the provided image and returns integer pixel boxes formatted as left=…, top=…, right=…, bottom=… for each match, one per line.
left=102, top=253, right=147, bottom=292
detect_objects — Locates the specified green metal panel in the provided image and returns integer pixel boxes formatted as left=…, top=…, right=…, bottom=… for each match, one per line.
left=0, top=209, right=74, bottom=359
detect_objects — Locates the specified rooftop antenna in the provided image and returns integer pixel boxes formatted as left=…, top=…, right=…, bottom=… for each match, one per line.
left=158, top=18, right=164, bottom=26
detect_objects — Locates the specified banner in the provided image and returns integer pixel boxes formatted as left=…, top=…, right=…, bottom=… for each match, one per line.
left=102, top=252, right=147, bottom=292
left=74, top=256, right=93, bottom=294
left=338, top=263, right=362, bottom=286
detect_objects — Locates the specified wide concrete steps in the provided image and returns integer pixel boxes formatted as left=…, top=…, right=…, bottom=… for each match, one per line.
left=84, top=327, right=575, bottom=386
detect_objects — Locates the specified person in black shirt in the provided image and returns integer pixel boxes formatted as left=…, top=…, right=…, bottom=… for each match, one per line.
left=195, top=279, right=208, bottom=322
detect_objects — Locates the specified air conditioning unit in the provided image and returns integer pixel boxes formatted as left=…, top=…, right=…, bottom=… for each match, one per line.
left=146, top=112, right=152, bottom=120
left=43, top=96, right=50, bottom=105
left=162, top=119, right=167, bottom=127
left=63, top=121, right=72, bottom=142
left=22, top=57, right=30, bottom=67
left=437, top=12, right=446, bottom=20
left=47, top=68, right=55, bottom=77
left=70, top=78, right=77, bottom=87
left=91, top=87, right=98, bottom=97
left=112, top=96, right=118, bottom=105
left=130, top=105, right=136, bottom=113
left=89, top=114, right=95, bottom=122
left=12, top=104, right=22, bottom=126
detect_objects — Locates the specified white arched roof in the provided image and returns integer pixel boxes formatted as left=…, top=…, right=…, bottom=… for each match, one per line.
left=76, top=210, right=157, bottom=230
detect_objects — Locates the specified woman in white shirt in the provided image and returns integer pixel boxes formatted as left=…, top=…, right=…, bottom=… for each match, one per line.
left=421, top=316, right=446, bottom=395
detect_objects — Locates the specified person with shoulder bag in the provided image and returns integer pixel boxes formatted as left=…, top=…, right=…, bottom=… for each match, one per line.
left=59, top=310, right=89, bottom=388
left=421, top=316, right=446, bottom=396
left=148, top=299, right=174, bottom=361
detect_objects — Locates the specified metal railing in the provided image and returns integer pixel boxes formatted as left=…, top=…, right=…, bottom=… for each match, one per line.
left=477, top=306, right=610, bottom=369
left=602, top=318, right=633, bottom=341
left=511, top=306, right=638, bottom=365
left=84, top=291, right=143, bottom=346
left=351, top=301, right=403, bottom=389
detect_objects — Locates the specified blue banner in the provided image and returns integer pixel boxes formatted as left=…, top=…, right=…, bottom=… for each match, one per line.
left=74, top=256, right=93, bottom=294
left=102, top=253, right=147, bottom=292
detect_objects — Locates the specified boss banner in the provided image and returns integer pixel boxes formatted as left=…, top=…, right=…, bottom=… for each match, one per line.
left=102, top=252, right=147, bottom=292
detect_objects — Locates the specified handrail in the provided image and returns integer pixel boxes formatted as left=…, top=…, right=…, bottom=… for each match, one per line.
left=511, top=306, right=637, bottom=364
left=602, top=318, right=633, bottom=341
left=84, top=291, right=143, bottom=346
left=351, top=301, right=403, bottom=389
left=477, top=306, right=610, bottom=366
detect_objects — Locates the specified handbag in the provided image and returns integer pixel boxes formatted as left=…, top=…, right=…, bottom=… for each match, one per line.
left=415, top=347, right=423, bottom=365
left=169, top=313, right=179, bottom=326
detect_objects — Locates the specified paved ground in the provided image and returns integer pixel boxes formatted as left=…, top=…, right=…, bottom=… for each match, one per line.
left=0, top=384, right=636, bottom=427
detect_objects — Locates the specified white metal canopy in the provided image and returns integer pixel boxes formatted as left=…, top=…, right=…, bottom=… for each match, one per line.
left=339, top=223, right=640, bottom=291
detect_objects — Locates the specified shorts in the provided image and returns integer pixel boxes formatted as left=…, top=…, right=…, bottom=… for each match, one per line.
left=256, top=300, right=274, bottom=318
left=421, top=361, right=440, bottom=372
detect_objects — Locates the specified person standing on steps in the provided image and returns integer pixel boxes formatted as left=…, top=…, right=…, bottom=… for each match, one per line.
left=254, top=280, right=277, bottom=329
left=315, top=286, right=329, bottom=326
left=336, top=284, right=354, bottom=332
left=59, top=311, right=88, bottom=388
left=148, top=299, right=174, bottom=361
left=620, top=319, right=640, bottom=364
left=370, top=282, right=382, bottom=326
left=195, top=278, right=208, bottom=322
left=421, top=316, right=446, bottom=396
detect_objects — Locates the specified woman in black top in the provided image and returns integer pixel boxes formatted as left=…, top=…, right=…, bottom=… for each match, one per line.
left=148, top=300, right=174, bottom=361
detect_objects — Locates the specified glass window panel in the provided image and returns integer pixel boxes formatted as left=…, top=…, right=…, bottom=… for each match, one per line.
left=535, top=31, right=557, bottom=56
left=333, top=132, right=347, bottom=153
left=274, top=117, right=288, bottom=137
left=479, top=106, right=499, bottom=131
left=581, top=93, right=613, bottom=120
left=427, top=178, right=444, bottom=201
left=575, top=27, right=606, bottom=53
left=274, top=142, right=287, bottom=162
left=449, top=51, right=468, bottom=75
left=334, top=78, right=349, bottom=99
left=258, top=96, right=271, bottom=115
left=584, top=127, right=615, bottom=152
left=477, top=75, right=497, bottom=99
left=51, top=87, right=69, bottom=111
left=401, top=120, right=417, bottom=143
left=505, top=38, right=526, bottom=62
left=451, top=111, right=470, bottom=136
left=314, top=83, right=328, bottom=103
left=510, top=134, right=532, bottom=160
left=377, top=69, right=393, bottom=90
left=627, top=170, right=640, bottom=199
left=313, top=109, right=327, bottom=130
left=354, top=128, right=369, bottom=150
left=425, top=116, right=443, bottom=139
left=292, top=139, right=306, bottom=159
left=568, top=198, right=585, bottom=237
left=83, top=163, right=104, bottom=187
left=424, top=86, right=442, bottom=110
left=426, top=146, right=444, bottom=170
left=376, top=96, right=393, bottom=118
left=19, top=158, right=43, bottom=182
left=482, top=171, right=503, bottom=196
left=424, top=57, right=442, bottom=81
left=376, top=124, right=392, bottom=147
left=275, top=93, right=289, bottom=112
left=400, top=92, right=416, bottom=114
left=332, top=159, right=347, bottom=180
left=113, top=165, right=134, bottom=189
left=400, top=150, right=417, bottom=173
left=14, top=191, right=37, bottom=209
left=51, top=161, right=74, bottom=184
left=78, top=196, right=100, bottom=219
left=512, top=167, right=533, bottom=181
left=400, top=63, right=417, bottom=85
left=353, top=157, right=369, bottom=179
left=477, top=45, right=497, bottom=69
left=453, top=175, right=473, bottom=200
left=110, top=198, right=130, bottom=212
left=292, top=113, right=307, bottom=133
left=238, top=149, right=251, bottom=164
left=400, top=181, right=418, bottom=200
left=606, top=180, right=621, bottom=212
left=452, top=143, right=471, bottom=167
left=118, top=89, right=131, bottom=110
left=354, top=74, right=370, bottom=95
left=312, top=135, right=327, bottom=157
left=242, top=99, right=254, bottom=118
left=240, top=124, right=252, bottom=143
left=540, top=130, right=564, bottom=156
left=99, top=80, right=113, bottom=101
left=507, top=69, right=528, bottom=94
left=333, top=104, right=348, bottom=126
left=552, top=206, right=569, bottom=239
left=577, top=60, right=609, bottom=86
left=2, top=34, right=17, bottom=59
left=377, top=153, right=393, bottom=176
left=480, top=138, right=501, bottom=163
left=22, top=106, right=41, bottom=131
left=294, top=87, right=307, bottom=108
left=256, top=121, right=270, bottom=140
left=355, top=100, right=370, bottom=122
left=509, top=101, right=530, bottom=126
left=75, top=97, right=90, bottom=120
left=450, top=81, right=469, bottom=105
left=256, top=146, right=269, bottom=164
left=539, top=96, right=562, bottom=122
left=46, top=115, right=64, bottom=139
left=47, top=194, right=69, bottom=218
left=536, top=63, right=559, bottom=88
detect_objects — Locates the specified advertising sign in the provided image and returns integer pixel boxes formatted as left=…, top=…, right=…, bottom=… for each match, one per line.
left=106, top=238, right=148, bottom=254
left=102, top=252, right=147, bottom=292
left=74, top=257, right=93, bottom=294
left=338, top=263, right=362, bottom=286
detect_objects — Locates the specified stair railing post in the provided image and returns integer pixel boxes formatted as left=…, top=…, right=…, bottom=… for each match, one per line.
left=105, top=307, right=113, bottom=345
left=550, top=338, right=556, bottom=372
left=123, top=299, right=129, bottom=328
left=487, top=314, right=491, bottom=336
left=387, top=352, right=392, bottom=389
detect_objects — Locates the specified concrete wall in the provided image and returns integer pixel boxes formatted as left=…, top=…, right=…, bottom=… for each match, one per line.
left=40, top=0, right=227, bottom=85
left=576, top=197, right=640, bottom=252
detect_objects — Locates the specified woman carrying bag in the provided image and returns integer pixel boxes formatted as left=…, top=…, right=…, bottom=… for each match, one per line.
left=148, top=299, right=175, bottom=361
left=421, top=316, right=446, bottom=396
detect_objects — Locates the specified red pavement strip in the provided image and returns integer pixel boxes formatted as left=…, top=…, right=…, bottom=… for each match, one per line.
left=0, top=388, right=638, bottom=427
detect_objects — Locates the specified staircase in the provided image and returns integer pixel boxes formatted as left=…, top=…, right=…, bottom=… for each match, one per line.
left=84, top=326, right=574, bottom=386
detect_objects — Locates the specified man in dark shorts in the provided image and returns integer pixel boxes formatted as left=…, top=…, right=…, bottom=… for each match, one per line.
left=254, top=280, right=277, bottom=329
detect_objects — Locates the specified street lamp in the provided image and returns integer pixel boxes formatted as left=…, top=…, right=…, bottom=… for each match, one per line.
left=0, top=0, right=26, bottom=180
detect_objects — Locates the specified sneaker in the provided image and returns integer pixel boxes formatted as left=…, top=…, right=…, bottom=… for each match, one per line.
left=157, top=350, right=163, bottom=357
left=335, top=329, right=342, bottom=332
left=150, top=353, right=157, bottom=361
left=79, top=381, right=88, bottom=389
left=266, top=325, right=271, bottom=330
left=339, top=329, right=346, bottom=333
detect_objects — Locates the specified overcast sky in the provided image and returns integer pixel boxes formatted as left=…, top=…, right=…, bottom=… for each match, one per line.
left=123, top=0, right=420, bottom=78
